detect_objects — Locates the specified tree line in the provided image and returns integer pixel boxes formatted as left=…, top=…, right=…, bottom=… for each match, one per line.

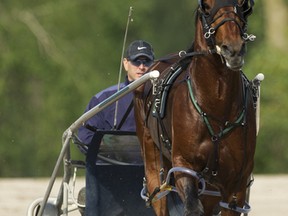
left=0, top=0, right=287, bottom=176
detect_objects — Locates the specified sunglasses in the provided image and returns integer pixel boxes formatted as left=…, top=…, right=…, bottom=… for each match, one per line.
left=130, top=58, right=153, bottom=67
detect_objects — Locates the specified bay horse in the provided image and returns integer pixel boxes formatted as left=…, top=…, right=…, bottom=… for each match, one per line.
left=134, top=0, right=256, bottom=215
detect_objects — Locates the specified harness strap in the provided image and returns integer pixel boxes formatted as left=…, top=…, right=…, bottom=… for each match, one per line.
left=186, top=77, right=247, bottom=139
left=198, top=0, right=255, bottom=49
left=155, top=113, right=166, bottom=183
left=156, top=50, right=215, bottom=63
left=116, top=99, right=134, bottom=130
left=186, top=76, right=250, bottom=176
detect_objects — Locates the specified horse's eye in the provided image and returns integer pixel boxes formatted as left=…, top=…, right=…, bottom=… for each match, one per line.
left=203, top=3, right=211, bottom=10
left=200, top=3, right=211, bottom=15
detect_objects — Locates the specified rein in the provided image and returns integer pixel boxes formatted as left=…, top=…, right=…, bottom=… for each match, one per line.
left=156, top=49, right=216, bottom=63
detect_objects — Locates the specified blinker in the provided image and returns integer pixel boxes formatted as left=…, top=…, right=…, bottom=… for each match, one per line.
left=198, top=0, right=254, bottom=21
left=205, top=0, right=240, bottom=19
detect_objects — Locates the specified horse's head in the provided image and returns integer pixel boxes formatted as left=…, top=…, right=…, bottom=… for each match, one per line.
left=197, top=0, right=255, bottom=70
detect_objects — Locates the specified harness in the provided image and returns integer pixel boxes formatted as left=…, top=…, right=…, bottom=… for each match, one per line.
left=187, top=72, right=252, bottom=177
left=150, top=50, right=216, bottom=151
left=152, top=48, right=219, bottom=116
left=198, top=0, right=256, bottom=48
left=151, top=55, right=254, bottom=172
left=152, top=65, right=183, bottom=120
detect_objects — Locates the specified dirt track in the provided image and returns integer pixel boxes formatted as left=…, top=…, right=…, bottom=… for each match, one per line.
left=0, top=175, right=287, bottom=216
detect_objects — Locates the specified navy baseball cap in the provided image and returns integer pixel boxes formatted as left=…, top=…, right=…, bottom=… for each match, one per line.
left=125, top=40, right=154, bottom=61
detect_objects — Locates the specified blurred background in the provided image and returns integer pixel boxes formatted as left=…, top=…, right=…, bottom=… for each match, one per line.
left=0, top=0, right=287, bottom=177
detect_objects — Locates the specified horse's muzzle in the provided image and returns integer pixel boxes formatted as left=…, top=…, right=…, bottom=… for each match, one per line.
left=217, top=43, right=246, bottom=71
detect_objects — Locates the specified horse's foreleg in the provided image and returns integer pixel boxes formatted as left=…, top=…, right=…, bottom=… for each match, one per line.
left=220, top=185, right=248, bottom=216
left=141, top=127, right=168, bottom=216
left=175, top=175, right=204, bottom=216
left=146, top=168, right=168, bottom=216
left=200, top=195, right=221, bottom=216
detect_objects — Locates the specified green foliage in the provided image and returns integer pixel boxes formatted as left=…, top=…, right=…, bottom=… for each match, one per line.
left=247, top=45, right=288, bottom=173
left=0, top=0, right=287, bottom=176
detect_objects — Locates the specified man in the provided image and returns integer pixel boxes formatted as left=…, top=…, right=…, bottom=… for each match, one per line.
left=78, top=40, right=154, bottom=144
left=77, top=40, right=155, bottom=216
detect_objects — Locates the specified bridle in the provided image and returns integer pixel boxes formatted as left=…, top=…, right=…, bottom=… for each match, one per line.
left=198, top=0, right=255, bottom=48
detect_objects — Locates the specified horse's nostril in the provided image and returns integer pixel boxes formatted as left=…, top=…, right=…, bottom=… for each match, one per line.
left=221, top=45, right=229, bottom=51
left=221, top=43, right=246, bottom=57
left=221, top=45, right=232, bottom=55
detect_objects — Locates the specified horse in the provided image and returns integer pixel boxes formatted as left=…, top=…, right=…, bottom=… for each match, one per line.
left=134, top=0, right=256, bottom=215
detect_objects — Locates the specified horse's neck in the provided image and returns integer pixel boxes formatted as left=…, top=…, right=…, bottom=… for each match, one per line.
left=190, top=55, right=243, bottom=116
left=192, top=19, right=242, bottom=104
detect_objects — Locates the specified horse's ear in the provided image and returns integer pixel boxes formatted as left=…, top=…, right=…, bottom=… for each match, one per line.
left=243, top=0, right=255, bottom=19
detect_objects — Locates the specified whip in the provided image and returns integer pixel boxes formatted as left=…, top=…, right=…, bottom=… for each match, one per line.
left=113, top=6, right=133, bottom=129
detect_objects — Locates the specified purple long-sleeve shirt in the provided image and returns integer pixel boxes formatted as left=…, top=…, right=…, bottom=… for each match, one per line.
left=78, top=77, right=135, bottom=146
